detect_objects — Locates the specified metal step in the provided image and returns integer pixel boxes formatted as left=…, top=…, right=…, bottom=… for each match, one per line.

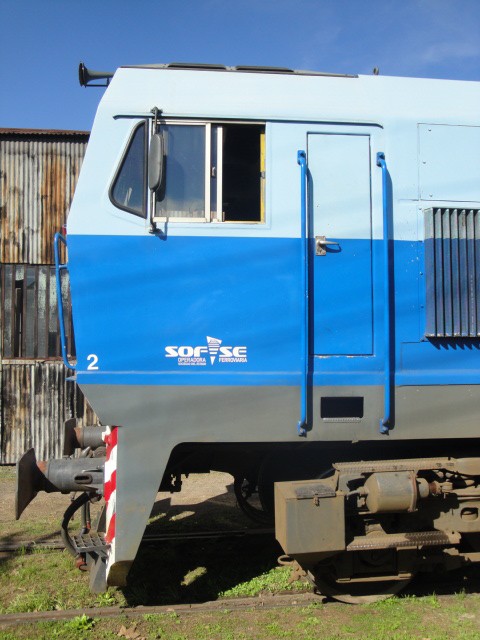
left=72, top=532, right=109, bottom=558
left=347, top=530, right=460, bottom=551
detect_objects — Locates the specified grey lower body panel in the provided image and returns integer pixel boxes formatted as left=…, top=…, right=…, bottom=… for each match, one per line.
left=80, top=383, right=480, bottom=443
left=77, top=381, right=480, bottom=587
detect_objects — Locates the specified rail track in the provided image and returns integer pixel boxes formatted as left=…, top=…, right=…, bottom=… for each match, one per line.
left=0, top=592, right=321, bottom=627
left=2, top=584, right=480, bottom=627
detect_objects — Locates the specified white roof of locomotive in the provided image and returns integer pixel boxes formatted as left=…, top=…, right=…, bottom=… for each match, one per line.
left=97, top=63, right=480, bottom=128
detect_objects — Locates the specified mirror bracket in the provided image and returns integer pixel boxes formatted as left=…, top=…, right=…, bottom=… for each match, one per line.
left=148, top=106, right=164, bottom=233
left=150, top=106, right=163, bottom=132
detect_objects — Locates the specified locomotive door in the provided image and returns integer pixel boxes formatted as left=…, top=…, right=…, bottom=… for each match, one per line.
left=307, top=133, right=373, bottom=355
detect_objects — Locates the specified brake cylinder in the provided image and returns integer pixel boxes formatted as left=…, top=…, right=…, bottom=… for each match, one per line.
left=364, top=471, right=427, bottom=513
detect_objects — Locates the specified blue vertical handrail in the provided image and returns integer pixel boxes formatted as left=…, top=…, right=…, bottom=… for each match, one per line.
left=297, top=150, right=308, bottom=437
left=54, top=232, right=76, bottom=370
left=376, top=152, right=391, bottom=434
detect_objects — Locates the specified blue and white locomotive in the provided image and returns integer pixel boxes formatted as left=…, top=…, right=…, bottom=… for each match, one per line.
left=16, top=62, right=480, bottom=602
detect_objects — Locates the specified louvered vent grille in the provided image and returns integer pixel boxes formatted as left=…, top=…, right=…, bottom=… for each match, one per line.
left=424, top=207, right=480, bottom=338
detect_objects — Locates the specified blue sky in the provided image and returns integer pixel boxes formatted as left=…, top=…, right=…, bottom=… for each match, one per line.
left=1, top=0, right=479, bottom=131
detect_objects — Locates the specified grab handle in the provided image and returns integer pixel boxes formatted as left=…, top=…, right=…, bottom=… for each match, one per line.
left=376, top=153, right=392, bottom=434
left=297, top=150, right=308, bottom=437
left=54, top=232, right=76, bottom=370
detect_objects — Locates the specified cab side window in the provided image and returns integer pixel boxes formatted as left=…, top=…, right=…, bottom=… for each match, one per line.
left=110, top=122, right=147, bottom=218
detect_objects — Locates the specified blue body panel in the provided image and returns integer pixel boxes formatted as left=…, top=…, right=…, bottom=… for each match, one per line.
left=68, top=234, right=480, bottom=390
left=69, top=234, right=302, bottom=384
left=311, top=237, right=373, bottom=356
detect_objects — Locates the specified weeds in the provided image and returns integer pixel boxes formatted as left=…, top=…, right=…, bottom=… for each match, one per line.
left=94, top=590, right=117, bottom=607
left=143, top=612, right=161, bottom=622
left=423, top=592, right=441, bottom=608
left=219, top=566, right=304, bottom=598
left=181, top=565, right=207, bottom=586
left=64, top=615, right=96, bottom=631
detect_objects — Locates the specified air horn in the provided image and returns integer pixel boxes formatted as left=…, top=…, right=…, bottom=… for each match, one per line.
left=78, top=62, right=114, bottom=87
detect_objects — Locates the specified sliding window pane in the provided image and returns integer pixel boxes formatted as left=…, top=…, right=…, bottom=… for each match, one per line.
left=156, top=125, right=206, bottom=219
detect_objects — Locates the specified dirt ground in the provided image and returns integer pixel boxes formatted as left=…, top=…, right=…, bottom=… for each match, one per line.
left=0, top=467, right=252, bottom=546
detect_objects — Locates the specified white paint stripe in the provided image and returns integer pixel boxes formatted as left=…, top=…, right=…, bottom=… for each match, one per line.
left=104, top=445, right=117, bottom=482
left=106, top=488, right=116, bottom=525
left=102, top=425, right=112, bottom=443
left=104, top=425, right=117, bottom=578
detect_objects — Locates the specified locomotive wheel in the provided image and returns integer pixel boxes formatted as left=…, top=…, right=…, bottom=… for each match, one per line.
left=308, top=567, right=411, bottom=604
left=306, top=549, right=413, bottom=604
left=233, top=476, right=273, bottom=525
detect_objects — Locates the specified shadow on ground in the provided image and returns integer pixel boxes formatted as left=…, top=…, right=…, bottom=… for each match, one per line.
left=120, top=480, right=281, bottom=606
left=121, top=534, right=480, bottom=607
left=122, top=533, right=283, bottom=606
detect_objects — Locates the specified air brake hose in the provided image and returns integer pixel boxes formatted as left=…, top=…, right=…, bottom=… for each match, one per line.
left=80, top=500, right=91, bottom=534
left=61, top=491, right=91, bottom=557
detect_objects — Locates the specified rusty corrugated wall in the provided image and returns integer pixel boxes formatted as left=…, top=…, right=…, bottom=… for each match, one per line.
left=0, top=129, right=100, bottom=464
left=0, top=129, right=89, bottom=264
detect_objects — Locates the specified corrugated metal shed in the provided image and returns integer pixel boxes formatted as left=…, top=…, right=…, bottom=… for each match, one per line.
left=0, top=129, right=89, bottom=264
left=0, top=128, right=99, bottom=464
left=1, top=362, right=97, bottom=463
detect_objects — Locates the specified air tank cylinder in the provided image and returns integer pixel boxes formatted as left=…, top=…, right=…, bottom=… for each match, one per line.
left=364, top=471, right=431, bottom=513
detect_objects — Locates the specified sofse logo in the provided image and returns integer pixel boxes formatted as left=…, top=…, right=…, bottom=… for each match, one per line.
left=165, top=336, right=248, bottom=366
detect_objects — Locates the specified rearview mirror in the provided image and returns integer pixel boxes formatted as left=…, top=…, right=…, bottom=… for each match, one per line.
left=148, top=133, right=164, bottom=192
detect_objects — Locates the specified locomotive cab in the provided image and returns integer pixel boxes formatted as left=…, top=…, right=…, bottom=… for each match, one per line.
left=16, top=62, right=480, bottom=600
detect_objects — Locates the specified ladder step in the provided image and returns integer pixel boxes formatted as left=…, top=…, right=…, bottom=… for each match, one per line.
left=72, top=532, right=109, bottom=557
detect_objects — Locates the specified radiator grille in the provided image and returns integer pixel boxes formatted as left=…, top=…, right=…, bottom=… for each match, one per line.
left=424, top=207, right=480, bottom=338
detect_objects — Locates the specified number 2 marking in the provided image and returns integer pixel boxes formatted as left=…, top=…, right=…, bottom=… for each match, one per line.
left=87, top=354, right=99, bottom=370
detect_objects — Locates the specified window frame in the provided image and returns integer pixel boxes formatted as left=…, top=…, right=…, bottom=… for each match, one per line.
left=109, top=120, right=148, bottom=218
left=152, top=119, right=266, bottom=225
left=153, top=121, right=211, bottom=224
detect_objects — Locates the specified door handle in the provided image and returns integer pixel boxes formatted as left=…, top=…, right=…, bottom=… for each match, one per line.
left=315, top=236, right=340, bottom=256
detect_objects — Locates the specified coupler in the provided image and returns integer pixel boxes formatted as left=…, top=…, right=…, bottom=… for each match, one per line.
left=16, top=448, right=105, bottom=519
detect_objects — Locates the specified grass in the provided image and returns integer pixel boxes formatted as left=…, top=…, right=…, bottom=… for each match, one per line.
left=2, top=596, right=480, bottom=640
left=219, top=566, right=305, bottom=598
left=0, top=549, right=127, bottom=614
left=0, top=535, right=303, bottom=614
